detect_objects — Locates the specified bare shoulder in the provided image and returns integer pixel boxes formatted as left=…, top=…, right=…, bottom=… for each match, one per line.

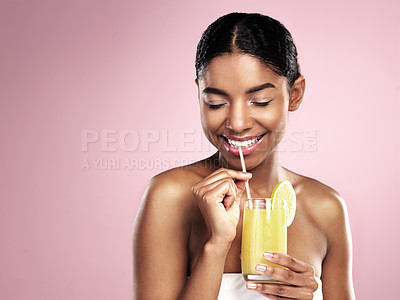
left=136, top=159, right=213, bottom=224
left=285, top=172, right=355, bottom=297
left=143, top=160, right=210, bottom=204
left=286, top=170, right=349, bottom=235
left=133, top=160, right=213, bottom=298
left=145, top=167, right=196, bottom=203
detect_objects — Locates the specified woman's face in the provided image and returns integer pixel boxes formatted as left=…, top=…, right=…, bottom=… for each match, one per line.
left=196, top=53, right=302, bottom=170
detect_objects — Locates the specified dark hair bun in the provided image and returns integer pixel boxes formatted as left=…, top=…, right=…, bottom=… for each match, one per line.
left=195, top=12, right=301, bottom=87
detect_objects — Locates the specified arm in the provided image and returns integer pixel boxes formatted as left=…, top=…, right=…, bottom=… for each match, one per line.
left=320, top=194, right=355, bottom=299
left=133, top=168, right=251, bottom=300
left=133, top=173, right=191, bottom=299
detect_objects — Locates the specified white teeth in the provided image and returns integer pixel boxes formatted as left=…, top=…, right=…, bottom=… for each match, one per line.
left=226, top=137, right=261, bottom=148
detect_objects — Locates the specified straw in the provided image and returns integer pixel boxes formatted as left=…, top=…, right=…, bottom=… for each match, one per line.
left=238, top=147, right=252, bottom=199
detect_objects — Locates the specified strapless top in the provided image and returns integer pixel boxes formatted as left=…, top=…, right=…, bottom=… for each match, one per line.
left=217, top=273, right=323, bottom=299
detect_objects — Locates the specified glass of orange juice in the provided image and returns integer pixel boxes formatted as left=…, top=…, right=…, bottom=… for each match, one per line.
left=241, top=198, right=287, bottom=282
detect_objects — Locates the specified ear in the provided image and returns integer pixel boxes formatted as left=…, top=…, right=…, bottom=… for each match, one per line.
left=195, top=78, right=200, bottom=100
left=288, top=75, right=306, bottom=111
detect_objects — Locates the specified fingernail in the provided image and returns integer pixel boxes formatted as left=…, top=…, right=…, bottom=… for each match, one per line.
left=264, top=252, right=273, bottom=259
left=255, top=264, right=267, bottom=272
left=247, top=282, right=257, bottom=290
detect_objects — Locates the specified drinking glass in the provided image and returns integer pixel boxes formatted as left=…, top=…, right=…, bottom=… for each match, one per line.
left=241, top=198, right=287, bottom=282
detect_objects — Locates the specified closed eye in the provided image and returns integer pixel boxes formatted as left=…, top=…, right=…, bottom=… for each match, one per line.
left=207, top=103, right=225, bottom=110
left=252, top=100, right=272, bottom=107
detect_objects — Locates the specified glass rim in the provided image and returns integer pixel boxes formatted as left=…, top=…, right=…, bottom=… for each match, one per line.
left=244, top=198, right=272, bottom=209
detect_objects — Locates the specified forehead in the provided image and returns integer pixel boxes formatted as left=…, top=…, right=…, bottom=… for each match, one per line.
left=199, top=53, right=287, bottom=93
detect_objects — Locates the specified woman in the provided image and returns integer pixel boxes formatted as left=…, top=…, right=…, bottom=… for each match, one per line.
left=133, top=12, right=355, bottom=299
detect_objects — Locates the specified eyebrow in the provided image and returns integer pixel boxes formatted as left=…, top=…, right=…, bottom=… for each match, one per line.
left=202, top=82, right=276, bottom=96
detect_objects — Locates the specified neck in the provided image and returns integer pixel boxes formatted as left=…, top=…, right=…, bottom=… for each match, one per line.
left=212, top=150, right=286, bottom=198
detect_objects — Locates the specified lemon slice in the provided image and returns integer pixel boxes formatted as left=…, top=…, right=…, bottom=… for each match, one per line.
left=271, top=180, right=296, bottom=227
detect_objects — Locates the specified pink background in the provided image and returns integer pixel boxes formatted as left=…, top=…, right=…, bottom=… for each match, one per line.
left=1, top=0, right=399, bottom=299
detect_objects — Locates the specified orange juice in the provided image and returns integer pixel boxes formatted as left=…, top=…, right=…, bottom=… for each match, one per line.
left=241, top=199, right=286, bottom=282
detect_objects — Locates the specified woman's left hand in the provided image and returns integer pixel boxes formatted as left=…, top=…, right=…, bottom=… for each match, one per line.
left=246, top=252, right=319, bottom=299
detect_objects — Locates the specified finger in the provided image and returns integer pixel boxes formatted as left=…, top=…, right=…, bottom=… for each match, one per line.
left=204, top=168, right=252, bottom=183
left=234, top=179, right=247, bottom=199
left=255, top=295, right=289, bottom=300
left=263, top=252, right=315, bottom=275
left=193, top=176, right=232, bottom=199
left=201, top=179, right=236, bottom=207
left=255, top=264, right=317, bottom=288
left=247, top=282, right=314, bottom=299
left=255, top=295, right=287, bottom=300
left=198, top=178, right=238, bottom=206
left=215, top=179, right=238, bottom=209
left=192, top=169, right=251, bottom=198
left=213, top=172, right=250, bottom=206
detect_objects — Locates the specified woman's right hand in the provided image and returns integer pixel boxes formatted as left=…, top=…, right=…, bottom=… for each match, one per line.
left=192, top=168, right=252, bottom=246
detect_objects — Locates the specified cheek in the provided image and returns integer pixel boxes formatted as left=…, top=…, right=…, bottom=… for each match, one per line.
left=201, top=108, right=225, bottom=133
left=259, top=106, right=288, bottom=133
left=201, top=111, right=225, bottom=147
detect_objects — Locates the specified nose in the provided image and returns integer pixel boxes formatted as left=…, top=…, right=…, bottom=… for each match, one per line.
left=226, top=100, right=253, bottom=133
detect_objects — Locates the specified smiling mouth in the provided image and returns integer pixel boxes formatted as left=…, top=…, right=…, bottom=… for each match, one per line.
left=222, top=134, right=265, bottom=149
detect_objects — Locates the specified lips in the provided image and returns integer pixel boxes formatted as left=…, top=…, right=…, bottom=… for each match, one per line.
left=222, top=134, right=266, bottom=155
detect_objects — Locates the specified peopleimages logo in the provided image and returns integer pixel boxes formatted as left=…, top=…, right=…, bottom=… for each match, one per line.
left=81, top=129, right=212, bottom=152
left=80, top=129, right=317, bottom=171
